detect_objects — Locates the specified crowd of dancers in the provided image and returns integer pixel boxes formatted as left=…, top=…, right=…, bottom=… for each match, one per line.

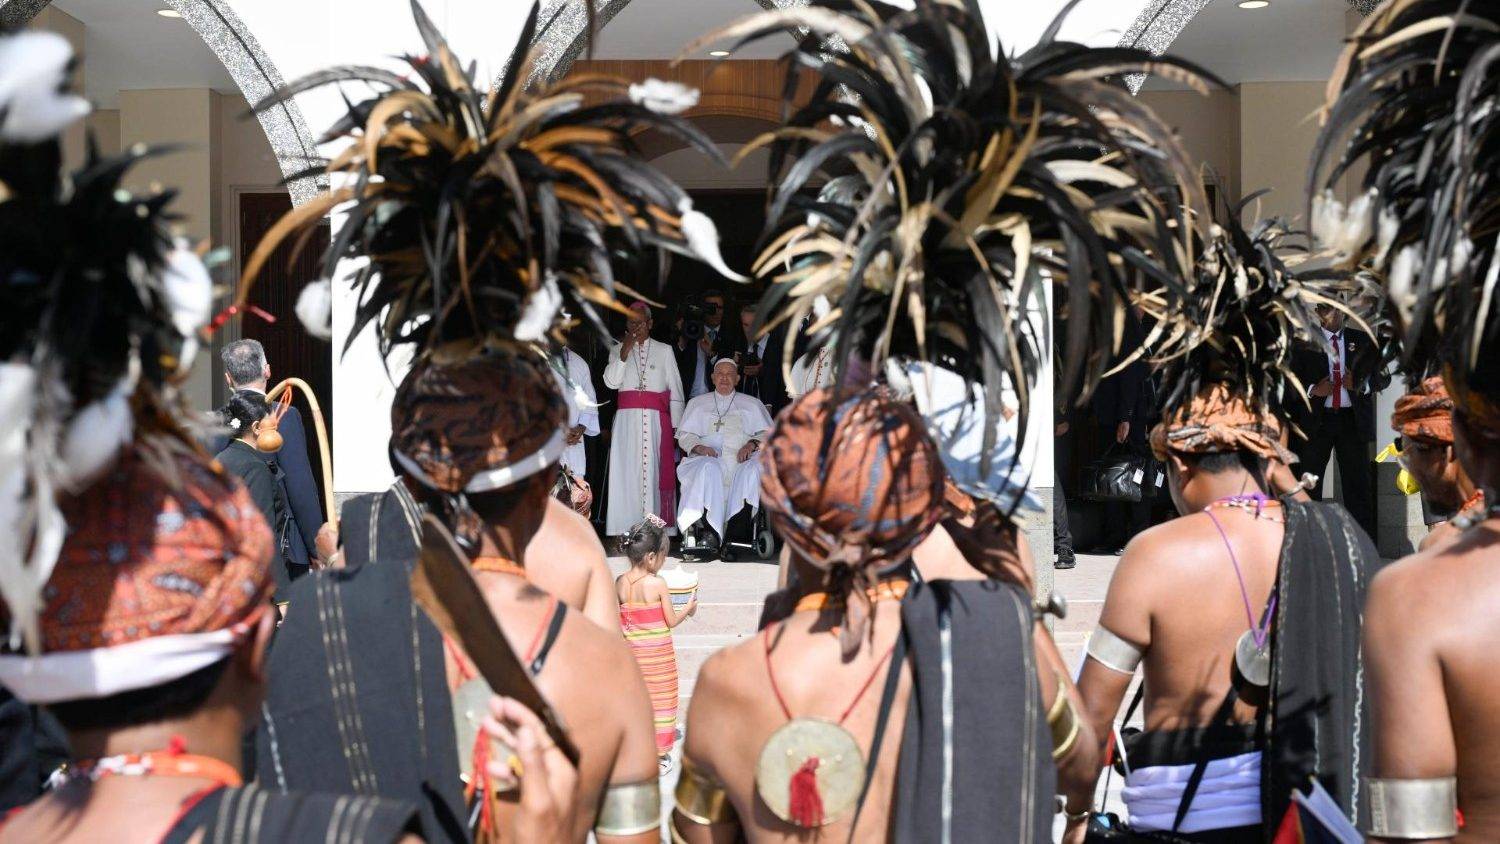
left=1, top=0, right=1498, bottom=841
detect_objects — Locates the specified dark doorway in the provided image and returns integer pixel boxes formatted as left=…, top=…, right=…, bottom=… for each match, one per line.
left=237, top=191, right=333, bottom=507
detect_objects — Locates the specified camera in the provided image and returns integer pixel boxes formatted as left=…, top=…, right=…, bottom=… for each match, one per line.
left=678, top=301, right=709, bottom=343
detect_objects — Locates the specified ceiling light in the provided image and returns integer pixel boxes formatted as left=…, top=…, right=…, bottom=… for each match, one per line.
left=1236, top=1, right=1269, bottom=8
left=709, top=50, right=730, bottom=58
left=156, top=8, right=183, bottom=18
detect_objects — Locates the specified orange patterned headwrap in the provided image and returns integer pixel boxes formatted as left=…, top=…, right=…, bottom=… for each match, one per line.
left=761, top=389, right=945, bottom=656
left=1149, top=384, right=1294, bottom=464
left=1443, top=366, right=1500, bottom=438
left=0, top=448, right=273, bottom=703
left=390, top=349, right=568, bottom=495
left=1391, top=376, right=1454, bottom=444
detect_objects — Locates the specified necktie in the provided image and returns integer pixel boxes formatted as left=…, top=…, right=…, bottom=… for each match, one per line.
left=1331, top=332, right=1343, bottom=409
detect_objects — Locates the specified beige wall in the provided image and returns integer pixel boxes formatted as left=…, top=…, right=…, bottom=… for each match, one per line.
left=1138, top=88, right=1242, bottom=207
left=30, top=7, right=87, bottom=171
left=119, top=89, right=218, bottom=408
left=87, top=110, right=121, bottom=158
left=1237, top=81, right=1327, bottom=226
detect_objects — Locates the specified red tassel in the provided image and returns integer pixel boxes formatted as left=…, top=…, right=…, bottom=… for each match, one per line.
left=788, top=757, right=824, bottom=827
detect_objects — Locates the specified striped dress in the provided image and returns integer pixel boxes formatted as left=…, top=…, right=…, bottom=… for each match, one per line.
left=619, top=601, right=679, bottom=753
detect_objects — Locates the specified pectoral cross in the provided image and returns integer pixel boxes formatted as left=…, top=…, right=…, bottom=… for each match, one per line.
left=713, top=420, right=724, bottom=432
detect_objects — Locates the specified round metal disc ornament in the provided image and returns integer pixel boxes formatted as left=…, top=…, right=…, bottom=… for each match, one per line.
left=453, top=677, right=514, bottom=788
left=755, top=718, right=865, bottom=827
left=1234, top=629, right=1271, bottom=688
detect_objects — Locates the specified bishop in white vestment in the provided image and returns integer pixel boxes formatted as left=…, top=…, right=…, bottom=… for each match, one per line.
left=603, top=303, right=685, bottom=535
left=676, top=358, right=774, bottom=540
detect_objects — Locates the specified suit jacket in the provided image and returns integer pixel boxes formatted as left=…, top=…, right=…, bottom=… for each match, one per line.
left=729, top=325, right=789, bottom=417
left=672, top=327, right=732, bottom=398
left=209, top=404, right=323, bottom=566
left=1289, top=330, right=1389, bottom=443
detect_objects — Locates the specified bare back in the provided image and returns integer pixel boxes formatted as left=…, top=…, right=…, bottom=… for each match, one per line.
left=616, top=570, right=664, bottom=606
left=0, top=778, right=215, bottom=844
left=454, top=573, right=658, bottom=843
left=1365, top=523, right=1500, bottom=842
left=1098, top=508, right=1285, bottom=730
left=678, top=601, right=910, bottom=843
left=525, top=497, right=621, bottom=629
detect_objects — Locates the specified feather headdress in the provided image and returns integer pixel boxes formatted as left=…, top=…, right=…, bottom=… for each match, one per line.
left=242, top=0, right=743, bottom=360
left=691, top=0, right=1217, bottom=494
left=0, top=31, right=214, bottom=651
left=1311, top=0, right=1500, bottom=390
left=1145, top=195, right=1360, bottom=452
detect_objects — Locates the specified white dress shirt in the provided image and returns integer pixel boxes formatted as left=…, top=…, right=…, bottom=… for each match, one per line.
left=1320, top=328, right=1353, bottom=409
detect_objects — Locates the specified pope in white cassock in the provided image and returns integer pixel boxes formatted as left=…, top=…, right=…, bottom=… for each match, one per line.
left=676, top=358, right=774, bottom=541
left=603, top=302, right=685, bottom=535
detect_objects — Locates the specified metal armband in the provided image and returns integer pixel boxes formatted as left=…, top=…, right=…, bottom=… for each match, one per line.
left=1047, top=676, right=1082, bottom=760
left=673, top=757, right=737, bottom=827
left=1086, top=626, right=1143, bottom=675
left=595, top=779, right=661, bottom=837
left=1365, top=777, right=1458, bottom=839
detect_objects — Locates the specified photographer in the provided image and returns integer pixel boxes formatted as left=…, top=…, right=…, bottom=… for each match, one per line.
left=673, top=290, right=728, bottom=398
left=730, top=300, right=788, bottom=417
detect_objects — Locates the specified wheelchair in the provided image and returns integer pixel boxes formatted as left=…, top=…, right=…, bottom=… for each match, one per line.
left=679, top=503, right=778, bottom=562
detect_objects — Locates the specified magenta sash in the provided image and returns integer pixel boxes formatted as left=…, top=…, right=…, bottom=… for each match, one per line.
left=617, top=389, right=676, bottom=519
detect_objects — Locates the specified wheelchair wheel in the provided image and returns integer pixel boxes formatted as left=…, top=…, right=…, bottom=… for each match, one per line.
left=754, top=523, right=776, bottom=560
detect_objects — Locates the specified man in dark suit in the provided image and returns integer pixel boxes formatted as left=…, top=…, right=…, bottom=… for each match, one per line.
left=672, top=290, right=730, bottom=400
left=1288, top=304, right=1388, bottom=538
left=729, top=300, right=789, bottom=418
left=1091, top=344, right=1155, bottom=554
left=219, top=339, right=326, bottom=573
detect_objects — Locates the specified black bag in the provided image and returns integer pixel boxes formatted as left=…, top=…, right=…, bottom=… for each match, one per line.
left=1080, top=445, right=1148, bottom=503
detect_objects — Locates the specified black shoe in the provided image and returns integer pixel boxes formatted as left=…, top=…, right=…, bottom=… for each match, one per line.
left=1054, top=556, right=1076, bottom=570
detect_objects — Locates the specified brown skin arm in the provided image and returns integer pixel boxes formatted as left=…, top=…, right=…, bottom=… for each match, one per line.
left=1064, top=532, right=1158, bottom=837
left=1364, top=563, right=1457, bottom=844
left=671, top=652, right=743, bottom=844
left=1035, top=621, right=1100, bottom=801
left=594, top=635, right=664, bottom=844
left=649, top=576, right=697, bottom=628
left=582, top=552, right=622, bottom=630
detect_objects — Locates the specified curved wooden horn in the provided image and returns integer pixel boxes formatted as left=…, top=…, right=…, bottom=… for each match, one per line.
left=266, top=377, right=337, bottom=527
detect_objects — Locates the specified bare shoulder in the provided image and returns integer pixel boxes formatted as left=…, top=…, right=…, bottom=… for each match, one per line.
left=1114, top=516, right=1205, bottom=576
left=683, top=637, right=759, bottom=770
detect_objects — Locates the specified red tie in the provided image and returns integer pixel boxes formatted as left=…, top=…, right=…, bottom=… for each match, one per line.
left=1331, top=332, right=1344, bottom=409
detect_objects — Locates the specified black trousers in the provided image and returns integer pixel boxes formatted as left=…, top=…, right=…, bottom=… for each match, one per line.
left=1294, top=408, right=1376, bottom=537
left=1055, top=431, right=1076, bottom=562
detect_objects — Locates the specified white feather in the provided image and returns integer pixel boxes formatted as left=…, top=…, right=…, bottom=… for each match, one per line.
left=294, top=278, right=334, bottom=342
left=1388, top=246, right=1420, bottom=316
left=160, top=242, right=213, bottom=337
left=0, top=31, right=90, bottom=142
left=1375, top=207, right=1399, bottom=265
left=678, top=198, right=748, bottom=281
left=812, top=295, right=832, bottom=320
left=58, top=367, right=136, bottom=491
left=514, top=275, right=562, bottom=342
left=0, top=364, right=40, bottom=650
left=628, top=78, right=700, bottom=115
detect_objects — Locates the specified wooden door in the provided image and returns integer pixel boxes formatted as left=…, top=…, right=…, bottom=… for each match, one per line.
left=238, top=192, right=333, bottom=505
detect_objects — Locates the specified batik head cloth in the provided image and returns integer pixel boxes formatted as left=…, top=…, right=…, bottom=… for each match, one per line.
left=1149, top=384, right=1294, bottom=465
left=762, top=389, right=945, bottom=655
left=0, top=449, right=273, bottom=704
left=1392, top=376, right=1455, bottom=445
left=390, top=348, right=568, bottom=495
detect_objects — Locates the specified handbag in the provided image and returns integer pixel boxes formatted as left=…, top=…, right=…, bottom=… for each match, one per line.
left=1079, top=445, right=1148, bottom=503
left=552, top=465, right=593, bottom=518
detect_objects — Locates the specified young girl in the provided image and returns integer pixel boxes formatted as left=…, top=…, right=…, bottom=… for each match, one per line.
left=616, top=515, right=696, bottom=770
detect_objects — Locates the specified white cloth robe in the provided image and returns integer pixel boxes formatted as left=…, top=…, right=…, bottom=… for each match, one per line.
left=675, top=390, right=774, bottom=538
left=557, top=348, right=599, bottom=475
left=788, top=345, right=836, bottom=399
left=603, top=337, right=684, bottom=535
